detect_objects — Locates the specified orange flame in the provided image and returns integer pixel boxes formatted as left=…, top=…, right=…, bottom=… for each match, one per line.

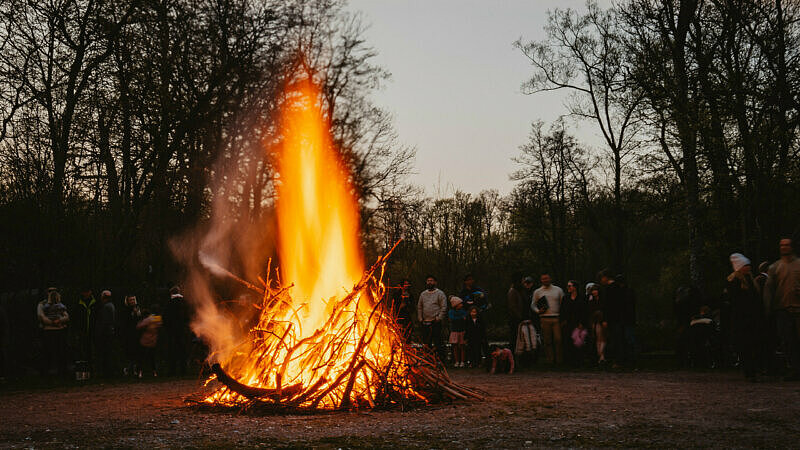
left=275, top=80, right=363, bottom=319
left=201, top=80, right=421, bottom=410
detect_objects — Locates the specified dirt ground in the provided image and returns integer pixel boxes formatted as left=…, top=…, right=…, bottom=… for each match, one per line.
left=1, top=368, right=799, bottom=448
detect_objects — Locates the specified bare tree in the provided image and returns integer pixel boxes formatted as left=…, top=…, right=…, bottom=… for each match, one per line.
left=515, top=0, right=643, bottom=271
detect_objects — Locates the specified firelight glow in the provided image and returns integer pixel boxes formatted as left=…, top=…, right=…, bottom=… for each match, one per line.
left=201, top=80, right=421, bottom=409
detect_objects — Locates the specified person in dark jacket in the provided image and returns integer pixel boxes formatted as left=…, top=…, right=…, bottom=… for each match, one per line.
left=163, top=286, right=190, bottom=376
left=506, top=272, right=525, bottom=354
left=618, top=274, right=638, bottom=364
left=599, top=269, right=625, bottom=367
left=119, top=295, right=142, bottom=376
left=561, top=280, right=589, bottom=366
left=391, top=279, right=414, bottom=344
left=754, top=261, right=779, bottom=374
left=727, top=253, right=764, bottom=381
left=94, top=290, right=116, bottom=377
left=587, top=283, right=607, bottom=365
left=459, top=274, right=488, bottom=313
left=464, top=306, right=486, bottom=368
left=71, top=288, right=98, bottom=367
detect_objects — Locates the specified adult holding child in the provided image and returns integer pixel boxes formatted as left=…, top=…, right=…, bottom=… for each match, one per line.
left=561, top=280, right=589, bottom=366
left=37, top=288, right=70, bottom=377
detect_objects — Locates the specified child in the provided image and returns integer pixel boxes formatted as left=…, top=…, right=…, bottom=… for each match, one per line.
left=464, top=306, right=486, bottom=368
left=448, top=296, right=467, bottom=367
left=490, top=345, right=515, bottom=374
left=571, top=324, right=589, bottom=349
left=136, top=305, right=163, bottom=378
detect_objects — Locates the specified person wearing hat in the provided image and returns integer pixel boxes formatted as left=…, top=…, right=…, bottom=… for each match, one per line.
left=726, top=253, right=763, bottom=381
left=447, top=296, right=468, bottom=367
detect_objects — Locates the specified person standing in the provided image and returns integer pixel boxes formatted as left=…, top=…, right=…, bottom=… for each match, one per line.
left=136, top=305, right=163, bottom=378
left=506, top=272, right=526, bottom=354
left=71, top=288, right=97, bottom=371
left=417, top=275, right=447, bottom=362
left=755, top=261, right=779, bottom=373
left=448, top=296, right=467, bottom=367
left=37, top=288, right=70, bottom=377
left=120, top=295, right=142, bottom=376
left=764, top=238, right=800, bottom=381
left=532, top=273, right=565, bottom=365
left=727, top=253, right=763, bottom=381
left=164, top=286, right=190, bottom=376
left=587, top=283, right=607, bottom=365
left=94, top=290, right=116, bottom=377
left=598, top=269, right=625, bottom=367
left=464, top=306, right=486, bottom=368
left=392, top=279, right=414, bottom=344
left=561, top=280, right=588, bottom=366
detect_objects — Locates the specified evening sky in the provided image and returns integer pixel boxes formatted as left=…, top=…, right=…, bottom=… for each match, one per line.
left=347, top=0, right=610, bottom=196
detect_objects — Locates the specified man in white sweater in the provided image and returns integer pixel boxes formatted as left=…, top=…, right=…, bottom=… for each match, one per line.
left=418, top=275, right=447, bottom=361
left=532, top=273, right=565, bottom=364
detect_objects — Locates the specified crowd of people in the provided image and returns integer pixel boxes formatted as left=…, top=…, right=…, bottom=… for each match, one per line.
left=34, top=286, right=193, bottom=380
left=391, top=238, right=800, bottom=383
left=677, top=238, right=800, bottom=382
left=15, top=238, right=800, bottom=384
left=392, top=270, right=637, bottom=375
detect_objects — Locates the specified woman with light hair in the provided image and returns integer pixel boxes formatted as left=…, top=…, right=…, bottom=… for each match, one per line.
left=726, top=253, right=763, bottom=382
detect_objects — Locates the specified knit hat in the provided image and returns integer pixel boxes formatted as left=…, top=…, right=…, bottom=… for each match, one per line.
left=449, top=296, right=463, bottom=308
left=730, top=253, right=751, bottom=272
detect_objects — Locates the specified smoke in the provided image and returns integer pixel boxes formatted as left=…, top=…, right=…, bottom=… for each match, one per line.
left=170, top=114, right=280, bottom=365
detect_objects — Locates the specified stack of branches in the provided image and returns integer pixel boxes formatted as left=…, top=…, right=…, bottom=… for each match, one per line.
left=189, top=247, right=484, bottom=413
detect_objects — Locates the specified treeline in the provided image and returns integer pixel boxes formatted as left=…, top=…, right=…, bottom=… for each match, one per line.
left=369, top=0, right=800, bottom=330
left=1, top=0, right=799, bottom=338
left=0, top=0, right=411, bottom=289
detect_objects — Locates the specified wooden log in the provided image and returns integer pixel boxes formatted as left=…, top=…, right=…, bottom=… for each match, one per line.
left=211, top=363, right=301, bottom=400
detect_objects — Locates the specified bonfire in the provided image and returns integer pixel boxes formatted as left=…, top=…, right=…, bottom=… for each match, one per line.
left=194, top=79, right=482, bottom=412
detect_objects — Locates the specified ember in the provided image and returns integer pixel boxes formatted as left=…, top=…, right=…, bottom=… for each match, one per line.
left=196, top=79, right=481, bottom=411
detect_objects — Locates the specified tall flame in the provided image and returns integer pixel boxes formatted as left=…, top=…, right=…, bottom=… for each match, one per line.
left=276, top=80, right=363, bottom=320
left=197, top=77, right=481, bottom=411
left=201, top=79, right=419, bottom=410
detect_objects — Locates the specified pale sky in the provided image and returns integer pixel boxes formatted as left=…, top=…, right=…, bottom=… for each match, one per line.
left=346, top=0, right=607, bottom=196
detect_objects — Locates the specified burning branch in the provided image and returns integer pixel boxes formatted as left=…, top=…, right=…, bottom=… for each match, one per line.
left=188, top=82, right=482, bottom=413
left=195, top=245, right=483, bottom=412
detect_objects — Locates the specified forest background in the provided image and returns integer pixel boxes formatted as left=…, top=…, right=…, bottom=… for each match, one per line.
left=1, top=0, right=799, bottom=351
